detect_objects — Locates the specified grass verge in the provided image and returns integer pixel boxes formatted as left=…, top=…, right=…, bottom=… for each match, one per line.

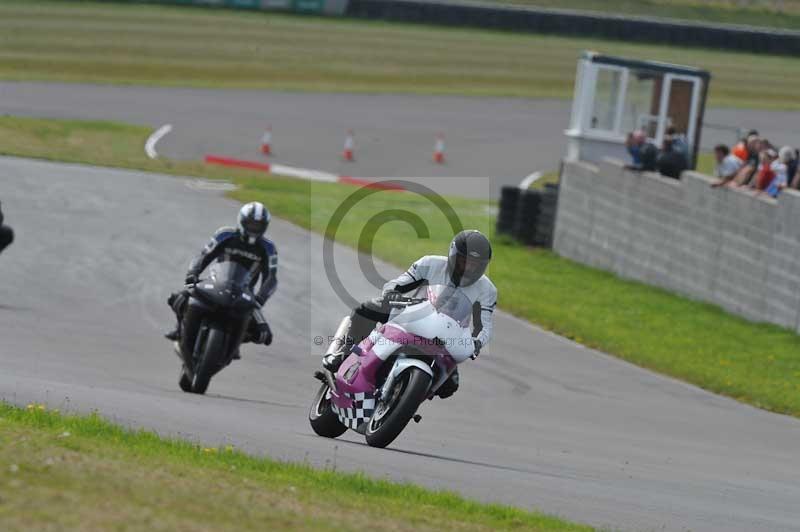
left=0, top=402, right=588, bottom=531
left=1, top=0, right=800, bottom=109
left=1, top=116, right=799, bottom=418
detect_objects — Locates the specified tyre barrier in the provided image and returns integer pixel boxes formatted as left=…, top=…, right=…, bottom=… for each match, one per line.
left=495, top=186, right=520, bottom=236
left=496, top=184, right=558, bottom=248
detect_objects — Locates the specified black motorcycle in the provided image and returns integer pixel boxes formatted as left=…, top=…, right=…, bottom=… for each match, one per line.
left=175, top=261, right=259, bottom=394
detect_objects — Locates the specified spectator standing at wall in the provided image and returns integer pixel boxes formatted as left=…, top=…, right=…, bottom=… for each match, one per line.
left=762, top=147, right=792, bottom=198
left=783, top=147, right=798, bottom=188
left=666, top=126, right=689, bottom=164
left=625, top=130, right=658, bottom=172
left=711, top=144, right=744, bottom=187
left=792, top=164, right=800, bottom=189
left=0, top=201, right=13, bottom=256
left=656, top=137, right=687, bottom=179
left=754, top=149, right=778, bottom=191
left=731, top=138, right=749, bottom=162
left=731, top=135, right=763, bottom=187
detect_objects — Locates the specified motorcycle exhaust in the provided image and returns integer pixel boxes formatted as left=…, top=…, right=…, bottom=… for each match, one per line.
left=324, top=316, right=352, bottom=357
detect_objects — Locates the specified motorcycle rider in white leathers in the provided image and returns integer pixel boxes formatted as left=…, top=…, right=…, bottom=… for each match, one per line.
left=323, top=229, right=497, bottom=399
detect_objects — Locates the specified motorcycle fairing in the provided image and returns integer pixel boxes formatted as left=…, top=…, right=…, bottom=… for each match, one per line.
left=331, top=391, right=376, bottom=432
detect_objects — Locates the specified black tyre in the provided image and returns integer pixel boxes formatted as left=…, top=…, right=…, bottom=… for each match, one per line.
left=192, top=327, right=226, bottom=395
left=309, top=383, right=348, bottom=438
left=178, top=367, right=192, bottom=393
left=365, top=367, right=431, bottom=448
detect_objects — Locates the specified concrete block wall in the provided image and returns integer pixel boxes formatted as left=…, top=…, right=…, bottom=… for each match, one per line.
left=553, top=159, right=800, bottom=333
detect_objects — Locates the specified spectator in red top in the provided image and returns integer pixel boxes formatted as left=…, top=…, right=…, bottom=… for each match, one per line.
left=754, top=149, right=778, bottom=191
left=731, top=135, right=764, bottom=187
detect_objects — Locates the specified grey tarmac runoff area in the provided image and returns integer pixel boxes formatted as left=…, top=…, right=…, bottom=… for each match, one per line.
left=3, top=82, right=800, bottom=199
left=1, top=157, right=800, bottom=532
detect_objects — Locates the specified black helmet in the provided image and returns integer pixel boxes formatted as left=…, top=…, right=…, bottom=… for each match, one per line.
left=238, top=202, right=270, bottom=245
left=447, top=230, right=492, bottom=287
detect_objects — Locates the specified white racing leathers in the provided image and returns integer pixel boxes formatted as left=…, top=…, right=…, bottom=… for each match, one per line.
left=382, top=255, right=497, bottom=349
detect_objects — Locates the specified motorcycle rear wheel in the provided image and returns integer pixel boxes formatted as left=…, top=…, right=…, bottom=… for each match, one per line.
left=365, top=367, right=431, bottom=448
left=192, top=327, right=226, bottom=394
left=309, top=383, right=348, bottom=438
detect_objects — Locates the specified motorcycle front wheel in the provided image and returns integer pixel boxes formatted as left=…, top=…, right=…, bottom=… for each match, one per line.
left=309, top=383, right=348, bottom=438
left=365, top=367, right=431, bottom=448
left=192, top=326, right=226, bottom=394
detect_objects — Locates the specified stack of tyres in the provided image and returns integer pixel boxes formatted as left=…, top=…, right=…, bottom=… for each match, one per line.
left=512, top=190, right=541, bottom=246
left=496, top=186, right=521, bottom=236
left=534, top=184, right=558, bottom=247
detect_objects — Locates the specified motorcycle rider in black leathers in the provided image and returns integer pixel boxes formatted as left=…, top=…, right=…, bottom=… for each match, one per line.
left=166, top=202, right=277, bottom=357
left=0, top=201, right=14, bottom=256
left=321, top=230, right=496, bottom=400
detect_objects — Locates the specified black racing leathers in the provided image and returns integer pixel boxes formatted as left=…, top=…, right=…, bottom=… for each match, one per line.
left=188, top=227, right=277, bottom=304
left=171, top=227, right=277, bottom=351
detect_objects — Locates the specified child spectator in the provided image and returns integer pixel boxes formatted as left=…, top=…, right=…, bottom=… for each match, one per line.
left=711, top=144, right=743, bottom=187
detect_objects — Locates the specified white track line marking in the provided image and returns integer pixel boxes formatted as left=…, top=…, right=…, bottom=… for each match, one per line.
left=518, top=171, right=542, bottom=189
left=144, top=124, right=173, bottom=159
left=270, top=163, right=338, bottom=182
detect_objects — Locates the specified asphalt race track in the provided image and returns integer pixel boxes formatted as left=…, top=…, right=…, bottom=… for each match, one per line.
left=4, top=82, right=800, bottom=199
left=2, top=157, right=800, bottom=531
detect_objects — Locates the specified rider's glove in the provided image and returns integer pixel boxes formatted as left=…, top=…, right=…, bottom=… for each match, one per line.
left=383, top=290, right=404, bottom=302
left=185, top=273, right=199, bottom=286
left=471, top=339, right=482, bottom=360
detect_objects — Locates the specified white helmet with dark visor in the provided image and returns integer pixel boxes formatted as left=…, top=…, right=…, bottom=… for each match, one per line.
left=238, top=202, right=270, bottom=245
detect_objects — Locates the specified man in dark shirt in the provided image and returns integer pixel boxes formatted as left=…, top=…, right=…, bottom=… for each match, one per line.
left=625, top=130, right=658, bottom=172
left=656, top=137, right=688, bottom=179
left=0, top=201, right=13, bottom=255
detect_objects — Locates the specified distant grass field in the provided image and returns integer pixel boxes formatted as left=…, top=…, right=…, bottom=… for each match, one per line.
left=2, top=115, right=798, bottom=418
left=1, top=0, right=800, bottom=109
left=485, top=0, right=800, bottom=30
left=0, top=402, right=588, bottom=531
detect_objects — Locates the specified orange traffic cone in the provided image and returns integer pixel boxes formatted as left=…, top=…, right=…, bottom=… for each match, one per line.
left=433, top=134, right=445, bottom=164
left=260, top=126, right=272, bottom=155
left=343, top=130, right=355, bottom=162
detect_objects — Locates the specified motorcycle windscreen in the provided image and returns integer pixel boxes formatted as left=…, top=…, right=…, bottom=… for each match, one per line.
left=209, top=260, right=254, bottom=291
left=426, top=284, right=473, bottom=328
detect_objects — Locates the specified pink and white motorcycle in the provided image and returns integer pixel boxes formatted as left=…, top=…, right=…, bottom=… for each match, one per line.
left=309, top=284, right=475, bottom=448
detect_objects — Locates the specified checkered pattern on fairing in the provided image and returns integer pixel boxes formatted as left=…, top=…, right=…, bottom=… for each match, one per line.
left=332, top=392, right=376, bottom=430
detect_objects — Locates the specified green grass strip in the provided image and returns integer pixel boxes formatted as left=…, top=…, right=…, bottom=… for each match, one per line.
left=1, top=115, right=798, bottom=418
left=1, top=0, right=800, bottom=109
left=0, top=402, right=589, bottom=531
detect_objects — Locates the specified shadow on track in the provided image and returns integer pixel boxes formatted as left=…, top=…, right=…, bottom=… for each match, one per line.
left=300, top=433, right=580, bottom=480
left=204, top=393, right=302, bottom=410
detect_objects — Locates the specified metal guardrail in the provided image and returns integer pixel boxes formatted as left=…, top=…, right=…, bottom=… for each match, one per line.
left=346, top=0, right=800, bottom=55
